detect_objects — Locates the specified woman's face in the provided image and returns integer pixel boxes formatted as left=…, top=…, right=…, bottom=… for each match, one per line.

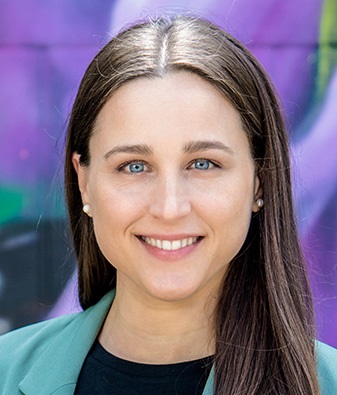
left=73, top=72, right=261, bottom=305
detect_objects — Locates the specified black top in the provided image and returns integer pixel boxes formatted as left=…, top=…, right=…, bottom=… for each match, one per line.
left=75, top=341, right=213, bottom=395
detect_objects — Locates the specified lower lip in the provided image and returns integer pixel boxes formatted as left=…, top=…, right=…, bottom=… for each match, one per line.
left=137, top=237, right=202, bottom=261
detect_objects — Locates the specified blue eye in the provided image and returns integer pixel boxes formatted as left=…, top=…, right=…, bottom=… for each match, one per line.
left=117, top=160, right=149, bottom=174
left=193, top=159, right=211, bottom=170
left=128, top=162, right=145, bottom=173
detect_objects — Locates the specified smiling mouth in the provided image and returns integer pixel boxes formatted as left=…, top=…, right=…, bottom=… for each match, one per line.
left=138, top=236, right=203, bottom=251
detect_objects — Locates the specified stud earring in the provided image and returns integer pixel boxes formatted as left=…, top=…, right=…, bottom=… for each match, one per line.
left=256, top=198, right=264, bottom=208
left=83, top=204, right=91, bottom=216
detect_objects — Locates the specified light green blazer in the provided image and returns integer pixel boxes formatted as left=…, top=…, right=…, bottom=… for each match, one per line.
left=0, top=291, right=336, bottom=394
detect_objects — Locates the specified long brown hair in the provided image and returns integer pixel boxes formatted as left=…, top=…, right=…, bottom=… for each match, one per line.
left=65, top=15, right=319, bottom=394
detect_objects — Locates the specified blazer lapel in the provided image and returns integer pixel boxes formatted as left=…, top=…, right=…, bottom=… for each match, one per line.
left=202, top=365, right=214, bottom=395
left=18, top=291, right=114, bottom=395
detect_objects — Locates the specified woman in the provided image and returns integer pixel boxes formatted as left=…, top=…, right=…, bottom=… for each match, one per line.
left=1, top=15, right=336, bottom=395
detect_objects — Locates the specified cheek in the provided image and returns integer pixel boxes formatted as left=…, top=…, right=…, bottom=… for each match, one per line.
left=89, top=187, right=140, bottom=266
left=211, top=198, right=252, bottom=235
left=197, top=174, right=255, bottom=212
left=88, top=179, right=151, bottom=235
left=198, top=177, right=255, bottom=237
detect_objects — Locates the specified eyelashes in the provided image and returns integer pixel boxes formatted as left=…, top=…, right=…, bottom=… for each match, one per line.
left=116, top=160, right=148, bottom=173
left=190, top=159, right=217, bottom=171
left=116, top=159, right=221, bottom=174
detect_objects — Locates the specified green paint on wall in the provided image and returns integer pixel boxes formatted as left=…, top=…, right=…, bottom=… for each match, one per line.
left=316, top=0, right=337, bottom=100
left=0, top=187, right=24, bottom=223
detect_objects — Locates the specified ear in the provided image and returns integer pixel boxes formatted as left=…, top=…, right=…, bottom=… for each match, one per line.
left=72, top=152, right=90, bottom=205
left=252, top=175, right=263, bottom=213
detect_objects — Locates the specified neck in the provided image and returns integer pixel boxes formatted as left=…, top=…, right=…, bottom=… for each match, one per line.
left=99, top=284, right=217, bottom=364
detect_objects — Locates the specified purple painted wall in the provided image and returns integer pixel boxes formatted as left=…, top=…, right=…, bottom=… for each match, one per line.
left=0, top=0, right=336, bottom=347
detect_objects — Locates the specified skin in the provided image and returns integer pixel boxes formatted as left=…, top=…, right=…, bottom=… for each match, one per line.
left=73, top=72, right=261, bottom=363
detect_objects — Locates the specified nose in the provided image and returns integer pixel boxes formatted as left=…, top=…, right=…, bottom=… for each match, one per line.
left=148, top=173, right=191, bottom=221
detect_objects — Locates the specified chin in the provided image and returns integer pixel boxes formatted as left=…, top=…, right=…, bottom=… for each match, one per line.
left=143, top=281, right=206, bottom=304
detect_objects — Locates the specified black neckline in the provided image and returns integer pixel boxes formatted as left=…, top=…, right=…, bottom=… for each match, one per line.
left=91, top=340, right=214, bottom=378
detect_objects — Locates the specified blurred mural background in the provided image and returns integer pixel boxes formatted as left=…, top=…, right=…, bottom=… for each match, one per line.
left=0, top=0, right=336, bottom=347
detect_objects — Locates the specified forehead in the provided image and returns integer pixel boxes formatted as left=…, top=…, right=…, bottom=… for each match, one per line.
left=92, top=71, right=250, bottom=154
left=97, top=71, right=239, bottom=116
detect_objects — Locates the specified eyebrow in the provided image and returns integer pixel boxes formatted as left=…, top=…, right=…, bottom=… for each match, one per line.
left=104, top=139, right=234, bottom=159
left=104, top=144, right=153, bottom=159
left=183, top=140, right=234, bottom=155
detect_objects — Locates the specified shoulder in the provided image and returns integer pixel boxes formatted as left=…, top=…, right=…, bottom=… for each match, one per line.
left=0, top=313, right=82, bottom=386
left=316, top=340, right=337, bottom=394
left=0, top=290, right=114, bottom=363
left=0, top=291, right=114, bottom=394
left=0, top=311, right=80, bottom=355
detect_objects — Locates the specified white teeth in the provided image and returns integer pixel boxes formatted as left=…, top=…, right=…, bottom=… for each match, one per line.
left=171, top=240, right=181, bottom=251
left=141, top=236, right=199, bottom=251
left=162, top=240, right=171, bottom=250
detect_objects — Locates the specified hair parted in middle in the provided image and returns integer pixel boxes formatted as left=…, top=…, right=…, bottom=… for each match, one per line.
left=64, top=14, right=319, bottom=394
